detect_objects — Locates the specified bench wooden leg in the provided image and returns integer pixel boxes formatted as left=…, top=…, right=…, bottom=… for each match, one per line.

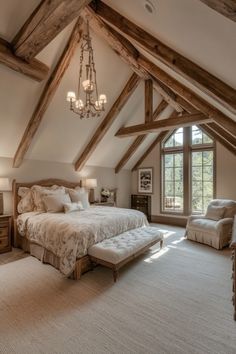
left=160, top=239, right=164, bottom=249
left=113, top=268, right=119, bottom=282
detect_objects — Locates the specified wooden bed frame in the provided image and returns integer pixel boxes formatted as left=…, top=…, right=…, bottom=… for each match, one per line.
left=12, top=178, right=92, bottom=280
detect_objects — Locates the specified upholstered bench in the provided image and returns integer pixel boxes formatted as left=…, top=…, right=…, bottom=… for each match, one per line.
left=88, top=226, right=164, bottom=282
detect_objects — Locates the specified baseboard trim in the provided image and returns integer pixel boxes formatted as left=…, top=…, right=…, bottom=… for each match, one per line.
left=151, top=214, right=187, bottom=227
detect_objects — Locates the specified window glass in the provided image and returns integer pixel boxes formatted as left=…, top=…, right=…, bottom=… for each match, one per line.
left=163, top=153, right=183, bottom=212
left=162, top=126, right=214, bottom=214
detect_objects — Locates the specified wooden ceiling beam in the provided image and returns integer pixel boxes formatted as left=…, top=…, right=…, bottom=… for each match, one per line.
left=199, top=1, right=236, bottom=22
left=207, top=122, right=236, bottom=146
left=115, top=100, right=169, bottom=173
left=116, top=113, right=211, bottom=138
left=145, top=79, right=153, bottom=123
left=138, top=55, right=236, bottom=137
left=85, top=7, right=183, bottom=112
left=201, top=124, right=236, bottom=155
left=74, top=73, right=141, bottom=171
left=83, top=7, right=148, bottom=78
left=153, top=100, right=169, bottom=119
left=115, top=135, right=146, bottom=174
left=12, top=0, right=91, bottom=61
left=90, top=0, right=236, bottom=113
left=131, top=131, right=169, bottom=172
left=13, top=19, right=84, bottom=168
left=0, top=38, right=49, bottom=81
left=153, top=78, right=183, bottom=113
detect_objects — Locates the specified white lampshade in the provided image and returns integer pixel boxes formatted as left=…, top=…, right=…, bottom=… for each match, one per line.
left=0, top=178, right=11, bottom=191
left=85, top=178, right=97, bottom=189
left=66, top=91, right=76, bottom=102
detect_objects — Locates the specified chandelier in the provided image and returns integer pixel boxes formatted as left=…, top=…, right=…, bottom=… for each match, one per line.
left=66, top=20, right=107, bottom=119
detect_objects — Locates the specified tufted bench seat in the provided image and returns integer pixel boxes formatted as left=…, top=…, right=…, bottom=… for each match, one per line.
left=88, top=226, right=164, bottom=282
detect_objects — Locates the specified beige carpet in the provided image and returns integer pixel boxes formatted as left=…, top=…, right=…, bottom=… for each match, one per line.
left=0, top=224, right=235, bottom=354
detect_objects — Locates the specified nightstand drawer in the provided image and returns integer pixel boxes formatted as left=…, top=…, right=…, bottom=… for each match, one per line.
left=0, top=227, right=8, bottom=238
left=0, top=237, right=9, bottom=249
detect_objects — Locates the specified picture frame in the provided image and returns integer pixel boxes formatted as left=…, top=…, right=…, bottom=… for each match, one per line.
left=138, top=167, right=153, bottom=194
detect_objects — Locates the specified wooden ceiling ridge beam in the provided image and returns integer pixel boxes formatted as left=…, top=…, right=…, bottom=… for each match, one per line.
left=115, top=99, right=169, bottom=173
left=83, top=6, right=183, bottom=112
left=116, top=113, right=211, bottom=138
left=145, top=79, right=153, bottom=123
left=12, top=0, right=92, bottom=61
left=137, top=55, right=236, bottom=137
left=198, top=1, right=236, bottom=22
left=13, top=18, right=84, bottom=168
left=74, top=72, right=141, bottom=172
left=0, top=38, right=49, bottom=81
left=201, top=124, right=236, bottom=156
left=90, top=0, right=236, bottom=113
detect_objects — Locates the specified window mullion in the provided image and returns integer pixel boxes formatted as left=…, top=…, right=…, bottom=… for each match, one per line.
left=184, top=127, right=191, bottom=215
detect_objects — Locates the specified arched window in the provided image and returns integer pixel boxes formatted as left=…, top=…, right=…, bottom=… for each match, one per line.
left=161, top=126, right=215, bottom=214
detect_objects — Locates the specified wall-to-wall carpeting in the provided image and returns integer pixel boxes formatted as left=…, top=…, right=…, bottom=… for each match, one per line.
left=0, top=225, right=235, bottom=354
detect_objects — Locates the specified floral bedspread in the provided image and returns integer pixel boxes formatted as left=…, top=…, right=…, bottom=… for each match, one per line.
left=17, top=207, right=148, bottom=276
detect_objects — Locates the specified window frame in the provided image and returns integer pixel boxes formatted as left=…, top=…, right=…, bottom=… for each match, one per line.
left=160, top=126, right=216, bottom=216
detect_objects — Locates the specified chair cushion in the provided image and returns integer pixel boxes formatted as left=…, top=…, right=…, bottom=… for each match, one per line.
left=205, top=205, right=225, bottom=221
left=208, top=199, right=236, bottom=218
left=188, top=218, right=219, bottom=234
left=88, top=227, right=163, bottom=264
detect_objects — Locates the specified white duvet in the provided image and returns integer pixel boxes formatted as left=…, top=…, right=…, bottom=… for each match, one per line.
left=17, top=206, right=148, bottom=275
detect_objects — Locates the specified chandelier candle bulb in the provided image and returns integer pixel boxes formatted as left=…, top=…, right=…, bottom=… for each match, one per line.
left=67, top=91, right=76, bottom=102
left=99, top=94, right=107, bottom=104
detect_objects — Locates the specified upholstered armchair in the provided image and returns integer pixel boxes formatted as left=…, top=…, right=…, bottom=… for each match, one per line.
left=186, top=199, right=236, bottom=249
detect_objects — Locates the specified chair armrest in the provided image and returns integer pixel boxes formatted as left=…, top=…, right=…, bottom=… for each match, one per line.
left=216, top=218, right=233, bottom=228
left=187, top=215, right=205, bottom=223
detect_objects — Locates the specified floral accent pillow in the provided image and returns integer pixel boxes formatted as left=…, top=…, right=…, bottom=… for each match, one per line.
left=31, top=185, right=66, bottom=212
left=43, top=193, right=71, bottom=213
left=63, top=202, right=84, bottom=213
left=17, top=187, right=34, bottom=214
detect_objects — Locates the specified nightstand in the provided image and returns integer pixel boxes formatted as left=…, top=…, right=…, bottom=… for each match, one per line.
left=0, top=215, right=12, bottom=254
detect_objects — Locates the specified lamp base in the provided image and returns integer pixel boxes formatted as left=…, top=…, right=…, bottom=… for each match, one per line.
left=0, top=192, right=3, bottom=215
left=89, top=189, right=95, bottom=204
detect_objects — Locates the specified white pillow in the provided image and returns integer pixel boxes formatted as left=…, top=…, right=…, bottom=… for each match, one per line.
left=64, top=202, right=84, bottom=213
left=69, top=188, right=90, bottom=209
left=17, top=187, right=34, bottom=213
left=43, top=193, right=71, bottom=213
left=31, top=185, right=66, bottom=211
left=205, top=205, right=225, bottom=221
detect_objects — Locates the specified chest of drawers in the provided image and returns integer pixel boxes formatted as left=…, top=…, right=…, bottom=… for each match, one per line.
left=131, top=194, right=151, bottom=222
left=0, top=215, right=12, bottom=254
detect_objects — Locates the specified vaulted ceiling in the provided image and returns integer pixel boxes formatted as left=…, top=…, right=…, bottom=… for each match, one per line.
left=0, top=0, right=235, bottom=171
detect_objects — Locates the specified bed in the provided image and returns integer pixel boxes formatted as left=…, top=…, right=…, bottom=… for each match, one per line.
left=13, top=179, right=148, bottom=279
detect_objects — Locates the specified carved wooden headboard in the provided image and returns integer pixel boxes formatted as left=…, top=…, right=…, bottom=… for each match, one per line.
left=12, top=178, right=82, bottom=246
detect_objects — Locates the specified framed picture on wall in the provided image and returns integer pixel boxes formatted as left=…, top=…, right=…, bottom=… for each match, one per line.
left=138, top=167, right=153, bottom=194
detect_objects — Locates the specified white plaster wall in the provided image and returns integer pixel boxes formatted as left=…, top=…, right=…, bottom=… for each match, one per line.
left=131, top=142, right=236, bottom=216
left=0, top=157, right=131, bottom=214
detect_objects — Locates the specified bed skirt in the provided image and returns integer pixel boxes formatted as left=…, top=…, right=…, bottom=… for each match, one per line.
left=20, top=237, right=92, bottom=279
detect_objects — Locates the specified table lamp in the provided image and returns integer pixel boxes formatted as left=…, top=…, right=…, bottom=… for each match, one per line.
left=85, top=178, right=97, bottom=203
left=0, top=178, right=11, bottom=215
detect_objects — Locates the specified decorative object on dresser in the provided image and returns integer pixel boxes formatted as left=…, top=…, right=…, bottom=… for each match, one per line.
left=100, top=188, right=117, bottom=205
left=131, top=194, right=151, bottom=222
left=0, top=215, right=12, bottom=254
left=231, top=216, right=236, bottom=321
left=138, top=167, right=153, bottom=194
left=85, top=178, right=97, bottom=203
left=0, top=178, right=11, bottom=215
